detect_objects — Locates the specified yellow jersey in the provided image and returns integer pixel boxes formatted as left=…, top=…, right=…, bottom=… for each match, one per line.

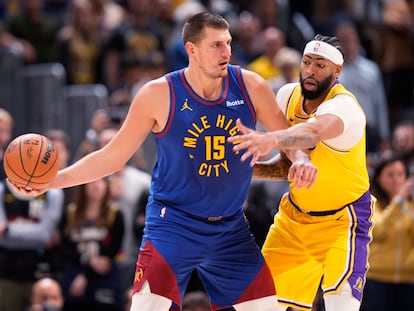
left=279, top=82, right=370, bottom=212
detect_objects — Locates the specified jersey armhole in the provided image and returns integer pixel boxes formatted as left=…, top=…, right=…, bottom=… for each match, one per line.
left=235, top=66, right=257, bottom=124
left=153, top=73, right=176, bottom=138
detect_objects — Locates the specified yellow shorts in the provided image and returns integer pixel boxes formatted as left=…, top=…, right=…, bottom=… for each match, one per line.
left=262, top=192, right=375, bottom=311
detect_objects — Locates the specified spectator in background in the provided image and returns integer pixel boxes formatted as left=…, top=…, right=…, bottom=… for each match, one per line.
left=267, top=46, right=301, bottom=95
left=334, top=20, right=390, bottom=157
left=310, top=0, right=352, bottom=37
left=44, top=128, right=73, bottom=204
left=44, top=129, right=71, bottom=171
left=59, top=177, right=124, bottom=311
left=0, top=108, right=13, bottom=180
left=372, top=0, right=414, bottom=127
left=249, top=0, right=290, bottom=33
left=91, top=0, right=126, bottom=44
left=166, top=0, right=238, bottom=64
left=230, top=10, right=262, bottom=67
left=0, top=181, right=64, bottom=311
left=111, top=51, right=166, bottom=102
left=141, top=50, right=168, bottom=84
left=29, top=277, right=64, bottom=311
left=388, top=120, right=414, bottom=172
left=5, top=0, right=59, bottom=64
left=74, top=108, right=111, bottom=161
left=57, top=0, right=104, bottom=85
left=247, top=26, right=286, bottom=80
left=153, top=0, right=176, bottom=49
left=103, top=0, right=165, bottom=92
left=361, top=157, right=414, bottom=311
left=165, top=0, right=205, bottom=71
left=0, top=20, right=36, bottom=62
left=43, top=0, right=72, bottom=29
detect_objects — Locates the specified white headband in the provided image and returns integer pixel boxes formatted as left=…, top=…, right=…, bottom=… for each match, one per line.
left=303, top=40, right=344, bottom=65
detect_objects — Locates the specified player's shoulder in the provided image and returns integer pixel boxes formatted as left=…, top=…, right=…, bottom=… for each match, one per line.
left=131, top=75, right=169, bottom=104
left=276, top=82, right=299, bottom=104
left=237, top=67, right=270, bottom=95
left=278, top=82, right=298, bottom=94
left=141, top=75, right=169, bottom=93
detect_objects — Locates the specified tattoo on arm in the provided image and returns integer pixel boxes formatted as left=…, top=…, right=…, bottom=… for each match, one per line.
left=277, top=134, right=316, bottom=149
left=253, top=154, right=291, bottom=180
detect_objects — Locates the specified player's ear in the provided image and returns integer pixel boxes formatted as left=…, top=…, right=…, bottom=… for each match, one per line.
left=185, top=41, right=195, bottom=56
left=335, top=64, right=342, bottom=79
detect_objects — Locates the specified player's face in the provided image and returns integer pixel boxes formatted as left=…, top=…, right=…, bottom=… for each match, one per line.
left=192, top=27, right=232, bottom=79
left=299, top=54, right=338, bottom=100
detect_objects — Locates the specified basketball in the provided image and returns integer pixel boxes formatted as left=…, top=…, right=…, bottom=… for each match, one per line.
left=3, top=133, right=60, bottom=189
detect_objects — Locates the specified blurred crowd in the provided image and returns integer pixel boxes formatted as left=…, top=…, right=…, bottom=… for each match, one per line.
left=0, top=0, right=413, bottom=311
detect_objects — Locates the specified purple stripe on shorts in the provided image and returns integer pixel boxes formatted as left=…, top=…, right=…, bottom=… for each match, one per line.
left=324, top=191, right=374, bottom=301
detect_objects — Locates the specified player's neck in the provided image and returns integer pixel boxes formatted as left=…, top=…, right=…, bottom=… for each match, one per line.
left=303, top=99, right=322, bottom=115
left=303, top=84, right=333, bottom=114
left=185, top=68, right=223, bottom=100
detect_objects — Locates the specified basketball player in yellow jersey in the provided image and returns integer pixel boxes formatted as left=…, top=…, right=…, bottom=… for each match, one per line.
left=229, top=34, right=375, bottom=311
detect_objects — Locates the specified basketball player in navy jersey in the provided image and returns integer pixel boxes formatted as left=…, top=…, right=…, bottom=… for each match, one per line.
left=9, top=12, right=317, bottom=310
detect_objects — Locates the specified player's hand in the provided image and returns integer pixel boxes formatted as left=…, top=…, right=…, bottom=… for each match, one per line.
left=228, top=119, right=276, bottom=166
left=7, top=179, right=49, bottom=197
left=288, top=151, right=318, bottom=188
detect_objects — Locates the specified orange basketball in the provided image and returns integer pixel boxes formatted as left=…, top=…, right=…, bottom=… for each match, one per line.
left=3, top=133, right=60, bottom=189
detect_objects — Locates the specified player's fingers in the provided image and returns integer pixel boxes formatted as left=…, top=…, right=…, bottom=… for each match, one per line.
left=7, top=178, right=46, bottom=196
left=227, top=134, right=240, bottom=143
left=305, top=169, right=318, bottom=188
left=6, top=178, right=17, bottom=189
left=288, top=166, right=297, bottom=182
left=294, top=175, right=305, bottom=188
left=240, top=148, right=254, bottom=162
left=291, top=168, right=307, bottom=188
left=249, top=153, right=260, bottom=167
left=232, top=139, right=252, bottom=153
left=235, top=118, right=251, bottom=134
left=228, top=132, right=252, bottom=145
left=297, top=167, right=317, bottom=189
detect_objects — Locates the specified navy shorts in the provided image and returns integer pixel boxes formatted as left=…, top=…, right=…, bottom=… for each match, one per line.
left=132, top=201, right=275, bottom=309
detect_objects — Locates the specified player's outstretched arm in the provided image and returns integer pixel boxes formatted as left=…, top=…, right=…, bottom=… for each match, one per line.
left=229, top=114, right=343, bottom=166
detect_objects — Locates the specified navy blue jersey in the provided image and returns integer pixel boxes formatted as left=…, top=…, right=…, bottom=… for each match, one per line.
left=149, top=65, right=256, bottom=218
